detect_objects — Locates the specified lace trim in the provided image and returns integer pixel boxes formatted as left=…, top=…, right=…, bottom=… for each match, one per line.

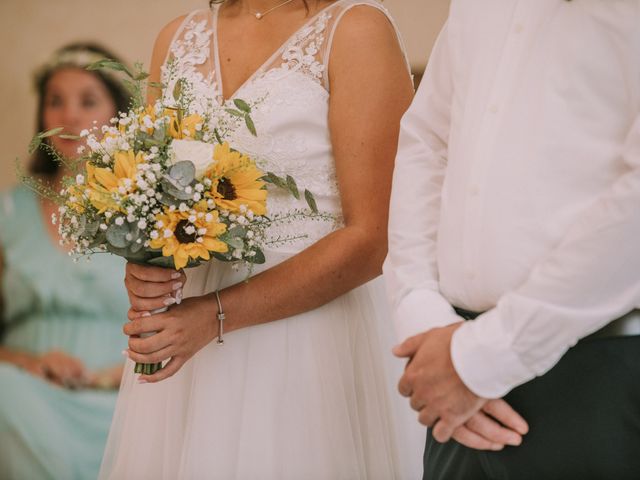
left=161, top=16, right=218, bottom=114
left=279, top=11, right=332, bottom=85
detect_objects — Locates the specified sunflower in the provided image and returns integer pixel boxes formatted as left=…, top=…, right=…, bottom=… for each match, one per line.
left=166, top=110, right=203, bottom=140
left=149, top=202, right=228, bottom=270
left=205, top=143, right=267, bottom=215
left=86, top=150, right=143, bottom=213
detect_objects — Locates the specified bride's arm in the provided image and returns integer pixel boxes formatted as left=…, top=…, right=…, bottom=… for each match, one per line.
left=124, top=8, right=414, bottom=381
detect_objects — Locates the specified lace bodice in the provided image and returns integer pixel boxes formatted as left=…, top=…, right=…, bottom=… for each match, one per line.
left=161, top=0, right=410, bottom=254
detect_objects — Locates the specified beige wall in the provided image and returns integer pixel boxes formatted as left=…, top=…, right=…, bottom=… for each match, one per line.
left=0, top=0, right=449, bottom=190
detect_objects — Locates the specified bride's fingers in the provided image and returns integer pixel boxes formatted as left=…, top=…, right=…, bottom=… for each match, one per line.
left=126, top=262, right=185, bottom=283
left=128, top=331, right=173, bottom=354
left=123, top=315, right=167, bottom=337
left=124, top=273, right=183, bottom=299
left=138, top=356, right=184, bottom=384
left=128, top=293, right=177, bottom=312
left=128, top=308, right=150, bottom=321
left=125, top=345, right=174, bottom=365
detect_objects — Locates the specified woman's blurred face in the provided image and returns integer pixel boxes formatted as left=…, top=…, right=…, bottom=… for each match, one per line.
left=42, top=68, right=117, bottom=160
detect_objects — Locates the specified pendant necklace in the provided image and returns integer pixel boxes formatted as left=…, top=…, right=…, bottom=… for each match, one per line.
left=251, top=0, right=295, bottom=19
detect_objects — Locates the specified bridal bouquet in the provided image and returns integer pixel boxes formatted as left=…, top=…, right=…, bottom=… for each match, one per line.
left=23, top=60, right=323, bottom=374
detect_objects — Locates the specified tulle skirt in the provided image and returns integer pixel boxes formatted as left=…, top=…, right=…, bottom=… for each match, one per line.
left=100, top=253, right=424, bottom=479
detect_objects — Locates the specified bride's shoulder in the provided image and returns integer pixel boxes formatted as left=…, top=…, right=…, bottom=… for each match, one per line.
left=327, top=1, right=405, bottom=62
left=328, top=0, right=400, bottom=45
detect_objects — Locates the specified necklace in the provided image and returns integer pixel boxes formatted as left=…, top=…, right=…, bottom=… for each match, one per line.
left=250, top=0, right=295, bottom=19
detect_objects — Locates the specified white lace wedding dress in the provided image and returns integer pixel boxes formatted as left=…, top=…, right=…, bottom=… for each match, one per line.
left=100, top=1, right=423, bottom=478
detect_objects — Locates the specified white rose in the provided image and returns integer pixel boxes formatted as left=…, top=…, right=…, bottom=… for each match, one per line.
left=169, top=139, right=215, bottom=179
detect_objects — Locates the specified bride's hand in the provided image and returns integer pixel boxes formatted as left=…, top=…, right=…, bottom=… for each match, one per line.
left=123, top=294, right=218, bottom=383
left=124, top=262, right=187, bottom=312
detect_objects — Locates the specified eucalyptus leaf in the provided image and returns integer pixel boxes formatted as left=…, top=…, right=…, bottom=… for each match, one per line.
left=148, top=81, right=164, bottom=89
left=147, top=255, right=177, bottom=269
left=244, top=115, right=257, bottom=136
left=224, top=237, right=244, bottom=250
left=106, top=244, right=150, bottom=262
left=250, top=248, right=266, bottom=264
left=88, top=231, right=107, bottom=249
left=212, top=251, right=233, bottom=262
left=76, top=215, right=88, bottom=236
left=227, top=225, right=247, bottom=238
left=225, top=108, right=245, bottom=118
left=162, top=182, right=194, bottom=201
left=286, top=175, right=300, bottom=199
left=233, top=99, right=251, bottom=113
left=158, top=193, right=180, bottom=207
left=106, top=221, right=131, bottom=249
left=168, top=161, right=196, bottom=186
left=85, top=220, right=100, bottom=238
left=304, top=189, right=318, bottom=213
left=153, top=127, right=166, bottom=141
left=58, top=134, right=82, bottom=140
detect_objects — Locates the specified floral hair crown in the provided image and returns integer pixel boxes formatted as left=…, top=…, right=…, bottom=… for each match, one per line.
left=33, top=48, right=125, bottom=87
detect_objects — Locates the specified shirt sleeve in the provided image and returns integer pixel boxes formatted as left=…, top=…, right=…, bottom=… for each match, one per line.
left=451, top=112, right=640, bottom=398
left=383, top=21, right=461, bottom=343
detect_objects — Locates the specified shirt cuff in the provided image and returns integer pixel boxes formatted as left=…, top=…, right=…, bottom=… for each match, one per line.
left=393, top=289, right=461, bottom=343
left=450, top=309, right=534, bottom=398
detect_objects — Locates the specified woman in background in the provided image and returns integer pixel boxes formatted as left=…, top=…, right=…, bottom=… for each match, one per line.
left=0, top=43, right=131, bottom=480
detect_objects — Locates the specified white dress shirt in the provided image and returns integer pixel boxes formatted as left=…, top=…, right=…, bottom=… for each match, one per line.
left=384, top=0, right=640, bottom=398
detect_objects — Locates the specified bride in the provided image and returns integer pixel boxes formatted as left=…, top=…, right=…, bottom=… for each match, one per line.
left=100, top=0, right=419, bottom=478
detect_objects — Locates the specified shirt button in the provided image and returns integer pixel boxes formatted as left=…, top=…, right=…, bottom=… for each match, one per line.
left=469, top=185, right=480, bottom=197
left=467, top=271, right=476, bottom=281
left=489, top=104, right=499, bottom=114
left=514, top=24, right=524, bottom=34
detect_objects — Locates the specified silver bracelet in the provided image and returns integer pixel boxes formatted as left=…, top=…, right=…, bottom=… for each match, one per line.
left=214, top=290, right=225, bottom=345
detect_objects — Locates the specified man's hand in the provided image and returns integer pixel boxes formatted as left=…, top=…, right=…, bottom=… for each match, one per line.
left=453, top=399, right=528, bottom=450
left=394, top=323, right=487, bottom=442
left=395, top=323, right=529, bottom=448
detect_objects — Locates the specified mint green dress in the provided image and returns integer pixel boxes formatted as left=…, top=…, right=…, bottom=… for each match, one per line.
left=0, top=186, right=129, bottom=480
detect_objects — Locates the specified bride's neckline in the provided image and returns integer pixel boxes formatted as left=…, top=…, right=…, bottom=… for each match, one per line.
left=212, top=0, right=344, bottom=102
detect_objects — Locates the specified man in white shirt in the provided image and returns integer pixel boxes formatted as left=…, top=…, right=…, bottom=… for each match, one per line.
left=384, top=1, right=640, bottom=478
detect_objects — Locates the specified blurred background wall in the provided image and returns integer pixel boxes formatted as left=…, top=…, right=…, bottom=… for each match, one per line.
left=0, top=0, right=449, bottom=190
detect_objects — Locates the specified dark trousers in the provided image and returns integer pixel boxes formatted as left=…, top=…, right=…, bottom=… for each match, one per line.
left=423, top=335, right=640, bottom=480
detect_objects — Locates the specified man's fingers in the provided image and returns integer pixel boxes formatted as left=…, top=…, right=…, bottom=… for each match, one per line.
left=483, top=399, right=529, bottom=435
left=397, top=372, right=414, bottom=397
left=417, top=407, right=440, bottom=428
left=392, top=333, right=423, bottom=358
left=451, top=425, right=504, bottom=451
left=432, top=418, right=460, bottom=443
left=466, top=411, right=522, bottom=446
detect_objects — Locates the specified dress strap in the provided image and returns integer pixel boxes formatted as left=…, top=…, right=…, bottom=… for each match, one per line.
left=322, top=0, right=412, bottom=89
